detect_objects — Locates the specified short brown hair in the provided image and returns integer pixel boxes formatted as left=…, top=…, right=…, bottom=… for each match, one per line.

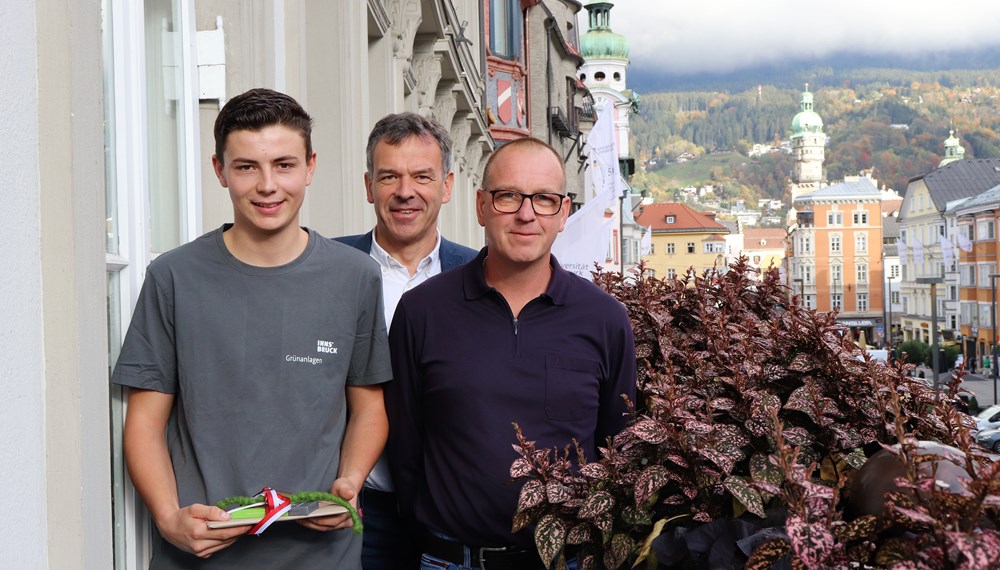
left=214, top=88, right=314, bottom=164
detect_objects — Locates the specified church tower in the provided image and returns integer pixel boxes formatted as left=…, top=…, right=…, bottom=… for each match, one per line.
left=790, top=85, right=826, bottom=199
left=579, top=0, right=634, bottom=159
left=938, top=129, right=966, bottom=167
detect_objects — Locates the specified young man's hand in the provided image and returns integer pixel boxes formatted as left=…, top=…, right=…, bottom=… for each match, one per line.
left=155, top=503, right=246, bottom=558
left=296, top=477, right=359, bottom=532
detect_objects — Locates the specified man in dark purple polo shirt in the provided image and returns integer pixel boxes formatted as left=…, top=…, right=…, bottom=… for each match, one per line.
left=385, top=137, right=637, bottom=570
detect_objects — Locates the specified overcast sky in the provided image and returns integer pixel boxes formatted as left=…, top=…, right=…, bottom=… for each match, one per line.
left=603, top=0, right=1000, bottom=76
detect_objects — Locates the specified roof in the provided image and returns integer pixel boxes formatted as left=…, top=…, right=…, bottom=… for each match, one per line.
left=636, top=202, right=729, bottom=233
left=795, top=177, right=880, bottom=203
left=916, top=159, right=1000, bottom=210
left=883, top=215, right=899, bottom=238
left=719, top=220, right=740, bottom=234
left=881, top=199, right=903, bottom=216
left=950, top=182, right=1000, bottom=213
left=743, top=228, right=787, bottom=250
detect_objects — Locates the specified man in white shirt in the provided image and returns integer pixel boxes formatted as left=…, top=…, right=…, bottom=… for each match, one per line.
left=335, top=112, right=478, bottom=569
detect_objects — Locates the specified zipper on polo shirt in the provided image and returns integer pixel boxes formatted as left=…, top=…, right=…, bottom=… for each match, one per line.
left=513, top=318, right=518, bottom=335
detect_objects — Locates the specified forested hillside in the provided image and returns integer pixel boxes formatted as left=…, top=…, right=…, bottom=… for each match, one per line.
left=629, top=68, right=1000, bottom=204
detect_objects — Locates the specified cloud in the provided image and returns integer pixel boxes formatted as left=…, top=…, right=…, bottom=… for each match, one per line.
left=603, top=0, right=1000, bottom=75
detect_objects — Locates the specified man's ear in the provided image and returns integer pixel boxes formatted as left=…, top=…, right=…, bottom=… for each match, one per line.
left=304, top=152, right=317, bottom=186
left=365, top=172, right=375, bottom=204
left=441, top=172, right=455, bottom=205
left=557, top=195, right=571, bottom=232
left=212, top=155, right=228, bottom=188
left=475, top=189, right=489, bottom=227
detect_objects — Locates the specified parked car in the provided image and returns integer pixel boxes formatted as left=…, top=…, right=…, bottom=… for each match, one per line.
left=974, top=404, right=1000, bottom=432
left=958, top=392, right=981, bottom=414
left=975, top=427, right=1000, bottom=452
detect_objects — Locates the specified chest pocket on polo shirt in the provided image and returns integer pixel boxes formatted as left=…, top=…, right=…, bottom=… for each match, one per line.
left=545, top=354, right=601, bottom=421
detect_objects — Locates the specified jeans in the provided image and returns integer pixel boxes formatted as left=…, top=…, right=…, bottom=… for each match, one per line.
left=360, top=488, right=416, bottom=570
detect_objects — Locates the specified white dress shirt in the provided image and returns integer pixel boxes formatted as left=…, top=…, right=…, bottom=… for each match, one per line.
left=365, top=229, right=443, bottom=491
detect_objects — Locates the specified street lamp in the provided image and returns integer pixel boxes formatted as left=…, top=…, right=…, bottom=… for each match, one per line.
left=917, top=277, right=944, bottom=395
left=991, top=274, right=1000, bottom=407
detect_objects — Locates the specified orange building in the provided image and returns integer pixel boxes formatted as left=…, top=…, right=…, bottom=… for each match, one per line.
left=787, top=176, right=885, bottom=342
left=951, top=186, right=1000, bottom=367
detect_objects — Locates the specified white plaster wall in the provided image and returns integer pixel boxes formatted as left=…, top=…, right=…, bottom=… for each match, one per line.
left=0, top=0, right=48, bottom=566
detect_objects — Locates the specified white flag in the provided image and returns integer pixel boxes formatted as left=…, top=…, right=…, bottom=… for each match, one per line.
left=640, top=226, right=652, bottom=255
left=956, top=229, right=973, bottom=252
left=586, top=100, right=624, bottom=201
left=897, top=238, right=908, bottom=261
left=913, top=239, right=924, bottom=265
left=552, top=186, right=617, bottom=280
left=939, top=234, right=954, bottom=269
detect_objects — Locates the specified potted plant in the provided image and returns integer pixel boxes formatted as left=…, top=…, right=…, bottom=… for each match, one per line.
left=512, top=260, right=999, bottom=569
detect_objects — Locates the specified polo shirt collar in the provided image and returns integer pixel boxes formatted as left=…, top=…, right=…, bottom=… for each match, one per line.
left=463, top=247, right=570, bottom=306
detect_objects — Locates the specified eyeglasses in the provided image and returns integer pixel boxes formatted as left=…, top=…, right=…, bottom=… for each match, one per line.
left=485, top=190, right=566, bottom=216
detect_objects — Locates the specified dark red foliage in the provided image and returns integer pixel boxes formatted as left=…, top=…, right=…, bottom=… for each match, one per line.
left=511, top=260, right=1000, bottom=569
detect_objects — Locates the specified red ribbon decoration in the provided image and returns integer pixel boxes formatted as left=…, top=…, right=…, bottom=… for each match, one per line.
left=247, top=487, right=292, bottom=536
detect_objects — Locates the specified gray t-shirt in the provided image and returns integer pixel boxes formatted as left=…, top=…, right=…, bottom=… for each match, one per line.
left=112, top=225, right=391, bottom=569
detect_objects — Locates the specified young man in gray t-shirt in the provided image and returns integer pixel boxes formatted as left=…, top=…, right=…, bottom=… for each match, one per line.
left=112, top=88, right=391, bottom=569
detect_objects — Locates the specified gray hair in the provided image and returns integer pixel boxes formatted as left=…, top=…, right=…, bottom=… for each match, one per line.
left=366, top=112, right=453, bottom=177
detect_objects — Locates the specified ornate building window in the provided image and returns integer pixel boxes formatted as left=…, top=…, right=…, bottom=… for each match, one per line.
left=490, top=0, right=522, bottom=59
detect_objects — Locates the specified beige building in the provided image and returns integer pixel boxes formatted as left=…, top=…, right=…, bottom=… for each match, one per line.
left=741, top=228, right=787, bottom=276
left=636, top=203, right=730, bottom=279
left=898, top=159, right=1000, bottom=346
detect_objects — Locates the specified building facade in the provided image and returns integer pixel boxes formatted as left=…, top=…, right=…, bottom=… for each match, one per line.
left=787, top=176, right=885, bottom=341
left=636, top=203, right=730, bottom=279
left=577, top=0, right=643, bottom=273
left=742, top=228, right=788, bottom=278
left=898, top=158, right=1000, bottom=348
left=2, top=1, right=596, bottom=566
left=883, top=216, right=903, bottom=347
left=949, top=185, right=1000, bottom=368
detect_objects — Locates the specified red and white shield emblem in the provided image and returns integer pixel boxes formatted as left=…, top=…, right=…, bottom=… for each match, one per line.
left=497, top=79, right=512, bottom=124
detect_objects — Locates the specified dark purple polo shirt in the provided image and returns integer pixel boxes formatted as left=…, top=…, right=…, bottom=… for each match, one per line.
left=385, top=248, right=636, bottom=548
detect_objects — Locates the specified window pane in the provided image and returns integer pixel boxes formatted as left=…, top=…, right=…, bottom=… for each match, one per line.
left=104, top=0, right=119, bottom=255
left=491, top=0, right=509, bottom=56
left=145, top=0, right=187, bottom=253
left=107, top=271, right=126, bottom=568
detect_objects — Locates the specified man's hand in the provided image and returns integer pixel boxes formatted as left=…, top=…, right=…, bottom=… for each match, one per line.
left=155, top=503, right=246, bottom=558
left=296, top=477, right=359, bottom=532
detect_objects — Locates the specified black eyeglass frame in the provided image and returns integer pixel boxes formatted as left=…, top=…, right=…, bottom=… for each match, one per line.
left=483, top=189, right=567, bottom=216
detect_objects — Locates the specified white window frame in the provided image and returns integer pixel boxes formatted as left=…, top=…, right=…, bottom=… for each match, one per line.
left=978, top=220, right=995, bottom=241
left=107, top=1, right=202, bottom=567
left=855, top=232, right=868, bottom=253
